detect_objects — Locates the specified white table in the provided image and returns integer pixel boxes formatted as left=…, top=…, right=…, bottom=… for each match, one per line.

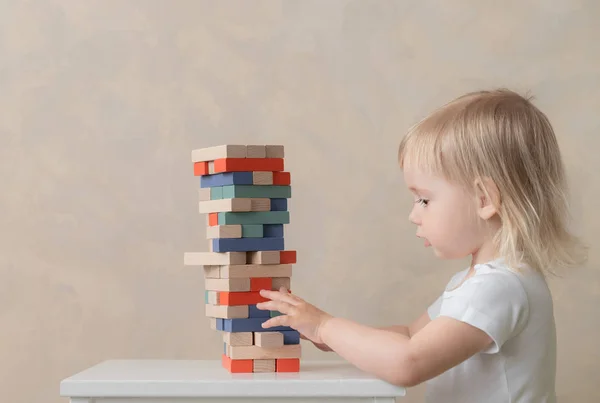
left=60, top=360, right=406, bottom=403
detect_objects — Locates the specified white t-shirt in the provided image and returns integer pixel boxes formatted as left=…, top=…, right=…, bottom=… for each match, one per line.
left=425, top=258, right=557, bottom=403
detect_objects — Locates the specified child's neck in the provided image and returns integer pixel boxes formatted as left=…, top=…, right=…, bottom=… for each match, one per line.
left=470, top=240, right=499, bottom=268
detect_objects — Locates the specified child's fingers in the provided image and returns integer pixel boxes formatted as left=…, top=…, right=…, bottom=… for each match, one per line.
left=259, top=289, right=299, bottom=306
left=261, top=314, right=289, bottom=329
left=256, top=300, right=291, bottom=314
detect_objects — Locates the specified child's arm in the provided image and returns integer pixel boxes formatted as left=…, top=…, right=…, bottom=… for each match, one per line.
left=379, top=312, right=431, bottom=338
left=257, top=288, right=491, bottom=387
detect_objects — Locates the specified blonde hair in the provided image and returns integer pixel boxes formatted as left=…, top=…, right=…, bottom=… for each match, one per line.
left=398, top=89, right=587, bottom=275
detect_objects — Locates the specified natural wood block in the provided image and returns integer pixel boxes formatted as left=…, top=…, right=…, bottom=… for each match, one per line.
left=206, top=304, right=248, bottom=319
left=198, top=198, right=251, bottom=214
left=255, top=332, right=284, bottom=348
left=272, top=277, right=291, bottom=290
left=222, top=354, right=253, bottom=373
left=252, top=171, right=273, bottom=185
left=224, top=332, right=253, bottom=346
left=265, top=145, right=284, bottom=158
left=214, top=158, right=284, bottom=174
left=206, top=225, right=242, bottom=239
left=276, top=358, right=300, bottom=372
left=245, top=145, right=266, bottom=158
left=209, top=317, right=217, bottom=330
left=205, top=278, right=250, bottom=292
left=219, top=291, right=268, bottom=306
left=253, top=359, right=275, bottom=373
left=248, top=251, right=280, bottom=264
left=192, top=145, right=247, bottom=163
left=198, top=188, right=211, bottom=201
left=250, top=198, right=271, bottom=212
left=205, top=290, right=219, bottom=304
left=183, top=252, right=247, bottom=266
left=203, top=266, right=221, bottom=278
left=226, top=344, right=301, bottom=360
left=208, top=161, right=215, bottom=174
left=250, top=277, right=272, bottom=291
left=207, top=239, right=214, bottom=252
left=219, top=264, right=292, bottom=278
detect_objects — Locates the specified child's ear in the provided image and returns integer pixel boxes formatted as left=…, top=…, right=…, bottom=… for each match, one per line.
left=474, top=177, right=501, bottom=220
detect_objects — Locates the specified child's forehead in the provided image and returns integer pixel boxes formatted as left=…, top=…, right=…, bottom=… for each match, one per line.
left=403, top=166, right=450, bottom=192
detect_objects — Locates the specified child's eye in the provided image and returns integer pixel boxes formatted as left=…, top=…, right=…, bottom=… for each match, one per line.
left=416, top=198, right=429, bottom=206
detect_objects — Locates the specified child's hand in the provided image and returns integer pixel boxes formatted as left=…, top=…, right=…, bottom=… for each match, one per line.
left=257, top=287, right=333, bottom=345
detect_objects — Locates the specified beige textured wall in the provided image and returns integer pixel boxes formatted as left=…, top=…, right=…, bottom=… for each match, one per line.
left=1, top=1, right=599, bottom=402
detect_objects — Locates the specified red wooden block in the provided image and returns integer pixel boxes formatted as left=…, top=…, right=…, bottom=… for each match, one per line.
left=276, top=358, right=300, bottom=372
left=219, top=291, right=269, bottom=306
left=208, top=213, right=218, bottom=226
left=222, top=354, right=253, bottom=373
left=250, top=277, right=272, bottom=291
left=193, top=162, right=209, bottom=176
left=273, top=171, right=291, bottom=185
left=214, top=158, right=284, bottom=173
left=279, top=250, right=297, bottom=264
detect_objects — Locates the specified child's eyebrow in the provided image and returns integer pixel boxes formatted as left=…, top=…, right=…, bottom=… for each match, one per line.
left=409, top=186, right=429, bottom=193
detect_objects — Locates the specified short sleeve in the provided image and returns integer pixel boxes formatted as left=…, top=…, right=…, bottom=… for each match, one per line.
left=438, top=272, right=529, bottom=354
left=427, top=295, right=443, bottom=319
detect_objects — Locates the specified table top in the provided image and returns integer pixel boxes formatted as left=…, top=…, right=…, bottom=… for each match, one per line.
left=60, top=359, right=406, bottom=397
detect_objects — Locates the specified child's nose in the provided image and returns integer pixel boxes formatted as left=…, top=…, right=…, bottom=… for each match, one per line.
left=408, top=207, right=420, bottom=225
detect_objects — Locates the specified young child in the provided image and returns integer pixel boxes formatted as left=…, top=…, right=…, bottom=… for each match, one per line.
left=256, top=89, right=587, bottom=403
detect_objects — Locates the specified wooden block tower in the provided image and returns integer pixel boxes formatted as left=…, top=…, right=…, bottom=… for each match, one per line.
left=184, top=145, right=301, bottom=373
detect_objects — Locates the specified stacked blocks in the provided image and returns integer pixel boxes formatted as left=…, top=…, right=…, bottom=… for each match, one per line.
left=184, top=145, right=301, bottom=373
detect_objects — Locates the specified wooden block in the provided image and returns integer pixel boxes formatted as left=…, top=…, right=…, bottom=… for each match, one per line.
left=252, top=171, right=273, bottom=185
left=219, top=264, right=292, bottom=279
left=223, top=318, right=293, bottom=332
left=222, top=354, right=253, bottom=373
left=193, top=161, right=209, bottom=176
left=205, top=290, right=219, bottom=304
left=250, top=277, right=272, bottom=291
left=272, top=277, right=291, bottom=290
left=199, top=198, right=252, bottom=214
left=279, top=251, right=297, bottom=264
left=273, top=171, right=291, bottom=185
left=248, top=251, right=280, bottom=264
left=209, top=317, right=217, bottom=330
left=226, top=344, right=301, bottom=360
left=198, top=188, right=212, bottom=201
left=184, top=252, right=247, bottom=266
left=219, top=291, right=268, bottom=306
left=263, top=224, right=283, bottom=238
left=207, top=239, right=214, bottom=252
left=255, top=332, right=284, bottom=347
left=224, top=332, right=253, bottom=346
left=276, top=358, right=300, bottom=372
left=205, top=278, right=250, bottom=292
left=265, top=145, right=284, bottom=158
left=214, top=158, right=284, bottom=174
left=203, top=266, right=221, bottom=278
left=217, top=185, right=291, bottom=200
left=218, top=211, right=289, bottom=225
left=248, top=304, right=270, bottom=318
left=206, top=304, right=249, bottom=319
left=212, top=237, right=284, bottom=252
left=200, top=172, right=253, bottom=188
left=245, top=145, right=266, bottom=158
left=208, top=213, right=219, bottom=226
left=253, top=359, right=275, bottom=373
left=250, top=198, right=271, bottom=212
left=269, top=199, right=287, bottom=211
left=192, top=145, right=246, bottom=163
left=206, top=225, right=242, bottom=239
left=281, top=330, right=301, bottom=345
left=208, top=161, right=215, bottom=174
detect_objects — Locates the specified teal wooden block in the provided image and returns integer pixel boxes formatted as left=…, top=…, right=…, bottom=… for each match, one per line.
left=218, top=185, right=291, bottom=199
left=270, top=310, right=283, bottom=318
left=241, top=224, right=263, bottom=238
left=210, top=186, right=223, bottom=199
left=218, top=211, right=290, bottom=225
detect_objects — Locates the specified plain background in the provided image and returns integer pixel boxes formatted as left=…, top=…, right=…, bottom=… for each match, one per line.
left=1, top=1, right=599, bottom=402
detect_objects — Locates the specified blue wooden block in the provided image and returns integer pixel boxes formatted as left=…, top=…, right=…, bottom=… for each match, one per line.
left=222, top=318, right=293, bottom=332
left=263, top=224, right=284, bottom=238
left=200, top=172, right=253, bottom=188
left=270, top=198, right=288, bottom=211
left=212, top=237, right=284, bottom=252
left=216, top=318, right=224, bottom=331
left=280, top=330, right=300, bottom=345
left=248, top=304, right=270, bottom=318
